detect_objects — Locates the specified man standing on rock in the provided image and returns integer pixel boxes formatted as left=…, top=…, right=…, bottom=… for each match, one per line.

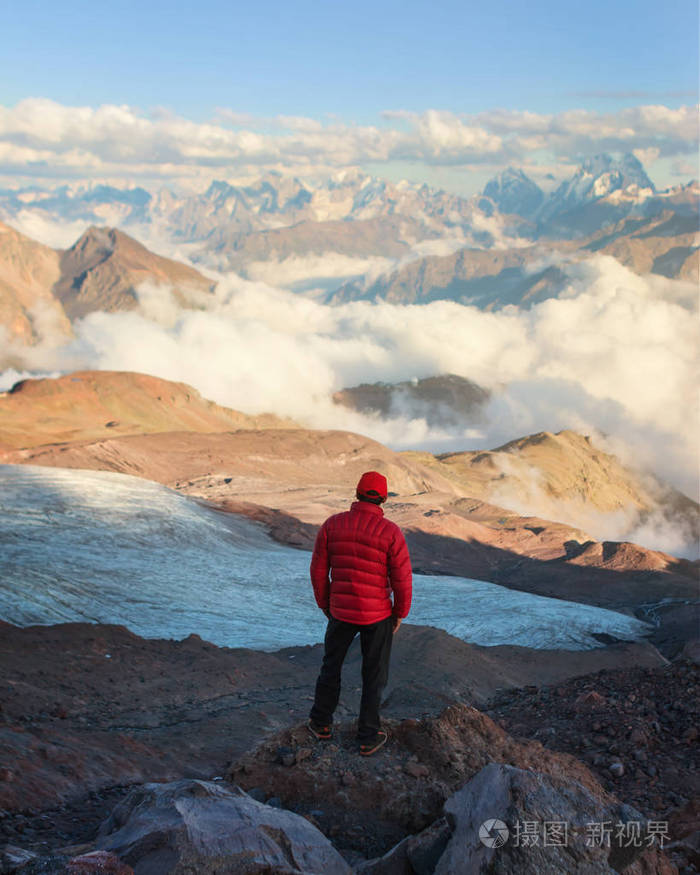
left=308, top=471, right=412, bottom=755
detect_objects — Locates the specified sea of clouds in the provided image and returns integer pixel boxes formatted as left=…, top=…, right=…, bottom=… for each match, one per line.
left=1, top=249, right=697, bottom=556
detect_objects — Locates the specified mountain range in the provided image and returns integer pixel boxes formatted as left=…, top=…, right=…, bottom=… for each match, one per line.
left=3, top=154, right=686, bottom=245
left=0, top=153, right=695, bottom=332
left=1, top=151, right=697, bottom=873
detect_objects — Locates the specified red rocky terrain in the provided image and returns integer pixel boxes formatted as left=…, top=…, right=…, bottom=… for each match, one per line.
left=487, top=658, right=700, bottom=873
left=0, top=621, right=674, bottom=864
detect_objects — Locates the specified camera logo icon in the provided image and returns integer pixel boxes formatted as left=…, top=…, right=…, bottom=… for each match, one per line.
left=479, top=819, right=509, bottom=848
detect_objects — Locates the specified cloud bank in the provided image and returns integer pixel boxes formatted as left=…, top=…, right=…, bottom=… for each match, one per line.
left=0, top=99, right=697, bottom=185
left=3, top=254, right=697, bottom=531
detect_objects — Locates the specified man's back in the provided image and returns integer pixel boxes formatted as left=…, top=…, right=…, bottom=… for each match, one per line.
left=311, top=499, right=412, bottom=624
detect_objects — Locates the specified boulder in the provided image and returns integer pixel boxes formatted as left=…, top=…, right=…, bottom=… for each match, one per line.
left=95, top=779, right=351, bottom=874
left=434, top=763, right=662, bottom=874
left=356, top=818, right=451, bottom=874
left=666, top=798, right=700, bottom=872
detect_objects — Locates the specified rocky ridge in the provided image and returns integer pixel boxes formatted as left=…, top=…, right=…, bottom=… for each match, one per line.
left=331, top=374, right=490, bottom=427
left=331, top=207, right=698, bottom=308
left=54, top=226, right=215, bottom=320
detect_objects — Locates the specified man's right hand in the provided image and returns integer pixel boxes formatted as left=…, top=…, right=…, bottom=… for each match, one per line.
left=392, top=616, right=402, bottom=634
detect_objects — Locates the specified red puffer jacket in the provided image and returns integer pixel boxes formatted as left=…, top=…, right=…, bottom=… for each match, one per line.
left=311, top=501, right=412, bottom=625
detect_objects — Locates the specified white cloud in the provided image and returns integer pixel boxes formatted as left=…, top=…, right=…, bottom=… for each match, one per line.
left=414, top=110, right=503, bottom=159
left=6, top=209, right=91, bottom=248
left=243, top=253, right=396, bottom=288
left=0, top=99, right=696, bottom=185
left=3, top=253, right=697, bottom=506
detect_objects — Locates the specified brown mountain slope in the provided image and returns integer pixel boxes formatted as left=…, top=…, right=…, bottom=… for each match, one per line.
left=0, top=370, right=294, bottom=450
left=329, top=244, right=570, bottom=307
left=407, top=429, right=699, bottom=551
left=588, top=211, right=699, bottom=280
left=330, top=209, right=697, bottom=307
left=0, top=223, right=218, bottom=348
left=54, top=226, right=215, bottom=319
left=209, top=215, right=434, bottom=273
left=0, top=221, right=71, bottom=345
left=3, top=373, right=695, bottom=548
left=8, top=424, right=690, bottom=594
left=3, top=427, right=458, bottom=502
left=436, top=430, right=658, bottom=514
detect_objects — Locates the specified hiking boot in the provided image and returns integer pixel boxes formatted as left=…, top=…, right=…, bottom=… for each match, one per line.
left=359, top=729, right=388, bottom=756
left=307, top=719, right=332, bottom=740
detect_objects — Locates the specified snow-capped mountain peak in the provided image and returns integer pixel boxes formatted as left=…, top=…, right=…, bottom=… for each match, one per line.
left=545, top=153, right=655, bottom=213
left=482, top=167, right=544, bottom=218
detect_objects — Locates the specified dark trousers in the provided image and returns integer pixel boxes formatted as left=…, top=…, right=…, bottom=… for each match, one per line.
left=310, top=615, right=393, bottom=742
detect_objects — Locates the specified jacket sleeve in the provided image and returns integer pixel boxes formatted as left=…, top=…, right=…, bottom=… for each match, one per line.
left=388, top=527, right=412, bottom=618
left=310, top=522, right=331, bottom=611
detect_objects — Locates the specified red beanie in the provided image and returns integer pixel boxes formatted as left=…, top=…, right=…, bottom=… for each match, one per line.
left=356, top=471, right=388, bottom=500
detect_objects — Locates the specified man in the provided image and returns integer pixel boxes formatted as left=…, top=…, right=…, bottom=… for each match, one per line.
left=308, top=471, right=412, bottom=755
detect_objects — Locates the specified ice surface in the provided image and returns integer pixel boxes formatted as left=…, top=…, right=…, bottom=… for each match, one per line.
left=0, top=465, right=652, bottom=651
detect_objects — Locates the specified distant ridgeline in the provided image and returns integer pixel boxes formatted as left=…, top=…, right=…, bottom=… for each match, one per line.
left=0, top=153, right=697, bottom=345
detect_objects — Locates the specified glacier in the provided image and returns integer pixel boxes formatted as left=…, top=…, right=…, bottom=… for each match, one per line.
left=0, top=464, right=653, bottom=651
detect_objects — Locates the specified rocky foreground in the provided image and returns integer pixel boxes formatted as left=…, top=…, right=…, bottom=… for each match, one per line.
left=0, top=621, right=697, bottom=873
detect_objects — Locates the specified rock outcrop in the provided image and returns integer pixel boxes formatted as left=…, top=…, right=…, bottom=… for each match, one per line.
left=332, top=374, right=490, bottom=428
left=226, top=704, right=614, bottom=857
left=433, top=763, right=670, bottom=874
left=94, top=779, right=351, bottom=874
left=54, top=226, right=215, bottom=320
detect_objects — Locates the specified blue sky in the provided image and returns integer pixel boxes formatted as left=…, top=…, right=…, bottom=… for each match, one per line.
left=4, top=0, right=697, bottom=118
left=1, top=0, right=697, bottom=193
